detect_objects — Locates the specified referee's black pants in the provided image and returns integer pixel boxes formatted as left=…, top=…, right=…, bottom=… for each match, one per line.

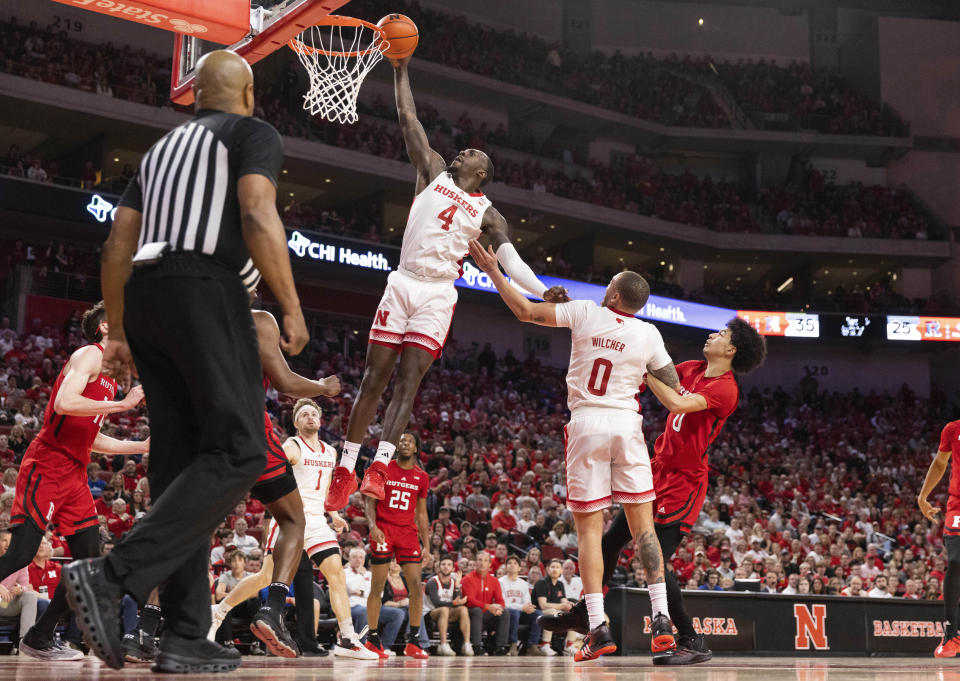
left=106, top=254, right=266, bottom=639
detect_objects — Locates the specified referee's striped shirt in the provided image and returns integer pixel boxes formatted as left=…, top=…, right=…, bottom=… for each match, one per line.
left=118, top=109, right=284, bottom=291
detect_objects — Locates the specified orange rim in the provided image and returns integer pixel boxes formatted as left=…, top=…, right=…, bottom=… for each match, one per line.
left=287, top=15, right=388, bottom=58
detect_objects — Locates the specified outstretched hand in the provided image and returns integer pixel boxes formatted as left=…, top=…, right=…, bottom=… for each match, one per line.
left=468, top=239, right=499, bottom=275
left=543, top=285, right=570, bottom=303
left=102, top=338, right=137, bottom=390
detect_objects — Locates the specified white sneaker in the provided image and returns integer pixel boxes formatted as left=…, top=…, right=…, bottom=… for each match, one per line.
left=437, top=643, right=456, bottom=657
left=385, top=649, right=396, bottom=657
left=461, top=642, right=474, bottom=656
left=335, top=634, right=380, bottom=660
left=19, top=637, right=85, bottom=661
left=541, top=643, right=557, bottom=656
left=563, top=642, right=578, bottom=656
left=207, top=604, right=226, bottom=642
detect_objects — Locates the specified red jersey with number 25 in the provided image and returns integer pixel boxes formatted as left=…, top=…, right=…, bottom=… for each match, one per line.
left=375, top=460, right=429, bottom=527
left=653, top=360, right=738, bottom=476
left=35, top=344, right=117, bottom=465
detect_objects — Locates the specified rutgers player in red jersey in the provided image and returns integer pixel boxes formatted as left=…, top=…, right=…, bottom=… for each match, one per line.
left=918, top=419, right=960, bottom=657
left=0, top=302, right=148, bottom=661
left=244, top=305, right=340, bottom=657
left=323, top=56, right=567, bottom=512
left=541, top=318, right=766, bottom=665
left=363, top=431, right=431, bottom=659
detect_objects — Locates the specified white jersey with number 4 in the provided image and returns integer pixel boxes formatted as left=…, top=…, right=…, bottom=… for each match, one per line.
left=287, top=436, right=337, bottom=511
left=555, top=300, right=672, bottom=413
left=398, top=171, right=491, bottom=281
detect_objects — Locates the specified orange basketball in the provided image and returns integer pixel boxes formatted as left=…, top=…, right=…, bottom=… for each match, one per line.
left=377, top=13, right=419, bottom=60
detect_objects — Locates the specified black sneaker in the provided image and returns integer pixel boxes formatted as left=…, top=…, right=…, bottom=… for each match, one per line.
left=63, top=557, right=125, bottom=670
left=493, top=645, right=510, bottom=656
left=152, top=632, right=242, bottom=674
left=650, top=613, right=676, bottom=654
left=538, top=598, right=589, bottom=635
left=250, top=605, right=300, bottom=658
left=123, top=629, right=159, bottom=663
left=674, top=634, right=713, bottom=664
left=301, top=644, right=330, bottom=657
left=574, top=623, right=617, bottom=662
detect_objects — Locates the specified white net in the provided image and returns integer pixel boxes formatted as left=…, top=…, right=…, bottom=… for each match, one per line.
left=289, top=20, right=388, bottom=125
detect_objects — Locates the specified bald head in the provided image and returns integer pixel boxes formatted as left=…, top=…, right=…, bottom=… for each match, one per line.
left=193, top=50, right=254, bottom=115
left=602, top=270, right=650, bottom=313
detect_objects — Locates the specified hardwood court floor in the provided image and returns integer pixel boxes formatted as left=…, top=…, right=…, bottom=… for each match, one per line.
left=0, top=655, right=953, bottom=681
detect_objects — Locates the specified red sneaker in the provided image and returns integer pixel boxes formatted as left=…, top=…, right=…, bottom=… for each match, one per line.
left=403, top=642, right=429, bottom=659
left=935, top=633, right=960, bottom=658
left=364, top=640, right=388, bottom=659
left=324, top=466, right=358, bottom=512
left=359, top=460, right=388, bottom=500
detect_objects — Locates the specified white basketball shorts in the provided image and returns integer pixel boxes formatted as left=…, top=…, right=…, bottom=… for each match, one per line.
left=265, top=510, right=339, bottom=558
left=563, top=408, right=655, bottom=513
left=368, top=270, right=458, bottom=359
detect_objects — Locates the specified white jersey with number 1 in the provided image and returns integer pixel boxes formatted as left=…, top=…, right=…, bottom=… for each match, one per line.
left=555, top=300, right=672, bottom=413
left=398, top=170, right=491, bottom=281
left=264, top=435, right=340, bottom=558
left=288, top=435, right=337, bottom=511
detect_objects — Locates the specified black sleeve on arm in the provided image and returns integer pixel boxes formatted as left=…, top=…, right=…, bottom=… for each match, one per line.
left=118, top=171, right=143, bottom=211
left=235, top=117, right=284, bottom=186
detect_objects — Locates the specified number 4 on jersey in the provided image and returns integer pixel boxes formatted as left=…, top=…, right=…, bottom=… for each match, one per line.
left=437, top=204, right=457, bottom=231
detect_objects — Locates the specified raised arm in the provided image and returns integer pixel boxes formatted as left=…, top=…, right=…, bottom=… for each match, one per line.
left=481, top=208, right=568, bottom=302
left=254, top=310, right=339, bottom=398
left=645, top=370, right=707, bottom=415
left=55, top=348, right=144, bottom=416
left=393, top=59, right=445, bottom=190
left=468, top=240, right=557, bottom=327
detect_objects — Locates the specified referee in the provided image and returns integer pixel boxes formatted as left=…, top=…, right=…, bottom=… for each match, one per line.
left=64, top=50, right=307, bottom=673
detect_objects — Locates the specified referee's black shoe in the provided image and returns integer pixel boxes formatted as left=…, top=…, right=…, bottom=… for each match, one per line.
left=63, top=557, right=125, bottom=670
left=538, top=598, right=589, bottom=635
left=153, top=632, right=242, bottom=674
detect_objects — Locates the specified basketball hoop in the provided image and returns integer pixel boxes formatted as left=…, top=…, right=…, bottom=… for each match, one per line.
left=288, top=16, right=389, bottom=124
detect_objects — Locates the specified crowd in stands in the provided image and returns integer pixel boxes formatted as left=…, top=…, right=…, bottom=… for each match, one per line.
left=0, top=306, right=958, bottom=651
left=716, top=58, right=903, bottom=136
left=0, top=16, right=935, bottom=244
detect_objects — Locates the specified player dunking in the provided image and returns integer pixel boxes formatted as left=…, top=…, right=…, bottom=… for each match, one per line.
left=470, top=240, right=680, bottom=662
left=363, top=431, right=431, bottom=659
left=209, top=399, right=378, bottom=659
left=541, top=318, right=766, bottom=665
left=0, top=302, right=148, bottom=661
left=323, top=56, right=566, bottom=511
left=918, top=419, right=960, bottom=657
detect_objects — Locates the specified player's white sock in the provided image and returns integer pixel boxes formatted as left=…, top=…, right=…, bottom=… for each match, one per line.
left=373, top=441, right=396, bottom=467
left=648, top=583, right=669, bottom=619
left=340, top=441, right=361, bottom=472
left=585, top=592, right=605, bottom=630
left=338, top=618, right=356, bottom=642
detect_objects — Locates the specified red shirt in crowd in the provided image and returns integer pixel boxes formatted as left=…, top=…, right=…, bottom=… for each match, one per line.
left=491, top=512, right=517, bottom=534
left=28, top=560, right=61, bottom=594
left=461, top=569, right=505, bottom=610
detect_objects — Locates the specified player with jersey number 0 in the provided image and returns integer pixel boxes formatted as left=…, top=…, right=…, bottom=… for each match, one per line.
left=468, top=239, right=681, bottom=662
left=323, top=53, right=569, bottom=513
left=363, top=431, right=431, bottom=659
left=541, top=318, right=766, bottom=666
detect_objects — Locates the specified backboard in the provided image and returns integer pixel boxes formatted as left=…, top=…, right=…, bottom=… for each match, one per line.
left=170, top=0, right=353, bottom=105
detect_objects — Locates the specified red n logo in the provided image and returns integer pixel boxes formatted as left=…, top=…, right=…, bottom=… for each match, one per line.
left=375, top=310, right=390, bottom=327
left=794, top=604, right=829, bottom=650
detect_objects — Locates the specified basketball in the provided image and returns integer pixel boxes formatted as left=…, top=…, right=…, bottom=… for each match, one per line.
left=377, top=13, right=419, bottom=60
